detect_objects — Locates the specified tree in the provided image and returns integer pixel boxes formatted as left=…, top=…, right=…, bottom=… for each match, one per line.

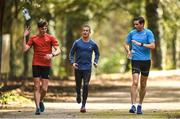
left=145, top=0, right=162, bottom=69
left=159, top=0, right=180, bottom=69
left=0, top=0, right=5, bottom=76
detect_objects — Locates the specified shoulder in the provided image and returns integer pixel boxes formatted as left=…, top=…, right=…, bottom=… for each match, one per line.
left=74, top=38, right=81, bottom=43
left=144, top=29, right=153, bottom=34
left=72, top=38, right=81, bottom=47
left=29, top=35, right=38, bottom=41
left=90, top=39, right=98, bottom=46
left=128, top=29, right=136, bottom=36
left=130, top=29, right=136, bottom=34
left=45, top=34, right=56, bottom=39
left=30, top=35, right=38, bottom=39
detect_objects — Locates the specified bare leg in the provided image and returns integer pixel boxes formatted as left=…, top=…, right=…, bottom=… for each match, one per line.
left=40, top=79, right=49, bottom=101
left=131, top=73, right=139, bottom=104
left=33, top=78, right=41, bottom=109
left=139, top=75, right=148, bottom=104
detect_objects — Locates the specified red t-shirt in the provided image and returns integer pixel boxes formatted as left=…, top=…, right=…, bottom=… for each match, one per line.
left=27, top=33, right=59, bottom=66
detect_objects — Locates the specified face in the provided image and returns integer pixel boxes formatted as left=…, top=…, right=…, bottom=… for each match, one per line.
left=134, top=20, right=144, bottom=31
left=82, top=27, right=90, bottom=39
left=38, top=26, right=47, bottom=35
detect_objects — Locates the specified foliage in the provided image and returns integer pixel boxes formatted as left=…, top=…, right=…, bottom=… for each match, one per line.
left=159, top=0, right=180, bottom=69
left=0, top=0, right=179, bottom=78
left=99, top=57, right=119, bottom=74
left=0, top=91, right=32, bottom=108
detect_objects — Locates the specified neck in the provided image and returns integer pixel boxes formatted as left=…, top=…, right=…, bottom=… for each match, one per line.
left=137, top=28, right=144, bottom=32
left=39, top=33, right=45, bottom=36
left=82, top=37, right=89, bottom=42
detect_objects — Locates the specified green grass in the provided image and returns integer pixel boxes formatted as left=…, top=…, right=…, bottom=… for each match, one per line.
left=0, top=90, right=32, bottom=108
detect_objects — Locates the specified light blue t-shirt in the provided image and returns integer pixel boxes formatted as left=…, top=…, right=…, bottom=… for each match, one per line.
left=126, top=28, right=155, bottom=60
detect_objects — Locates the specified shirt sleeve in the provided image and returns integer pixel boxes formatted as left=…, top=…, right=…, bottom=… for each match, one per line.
left=51, top=36, right=59, bottom=46
left=27, top=37, right=34, bottom=47
left=147, top=30, right=155, bottom=43
left=69, top=41, right=77, bottom=64
left=126, top=32, right=132, bottom=44
left=93, top=43, right=100, bottom=64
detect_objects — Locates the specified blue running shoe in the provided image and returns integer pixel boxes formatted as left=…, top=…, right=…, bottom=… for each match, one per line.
left=35, top=108, right=41, bottom=115
left=129, top=105, right=136, bottom=113
left=137, top=105, right=143, bottom=114
left=39, top=101, right=45, bottom=112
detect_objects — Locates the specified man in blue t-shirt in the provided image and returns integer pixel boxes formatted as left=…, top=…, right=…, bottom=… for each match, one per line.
left=124, top=17, right=155, bottom=114
left=69, top=25, right=100, bottom=113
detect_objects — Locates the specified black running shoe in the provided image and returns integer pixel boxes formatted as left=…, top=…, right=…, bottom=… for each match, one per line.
left=76, top=94, right=81, bottom=104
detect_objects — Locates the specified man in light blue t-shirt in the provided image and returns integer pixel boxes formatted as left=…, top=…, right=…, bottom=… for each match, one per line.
left=124, top=16, right=155, bottom=114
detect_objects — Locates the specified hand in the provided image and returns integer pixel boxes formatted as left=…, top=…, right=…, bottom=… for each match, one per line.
left=93, top=62, right=98, bottom=68
left=127, top=50, right=132, bottom=59
left=24, top=26, right=31, bottom=37
left=44, top=54, right=53, bottom=60
left=132, top=40, right=141, bottom=46
left=72, top=63, right=78, bottom=69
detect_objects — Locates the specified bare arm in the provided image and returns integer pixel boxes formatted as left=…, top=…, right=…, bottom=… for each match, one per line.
left=131, top=40, right=155, bottom=49
left=52, top=45, right=61, bottom=56
left=124, top=43, right=131, bottom=58
left=23, top=28, right=31, bottom=52
left=44, top=46, right=61, bottom=60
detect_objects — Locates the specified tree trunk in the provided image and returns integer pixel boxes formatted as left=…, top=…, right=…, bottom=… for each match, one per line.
left=0, top=0, right=5, bottom=75
left=9, top=1, right=18, bottom=78
left=145, top=0, right=162, bottom=69
left=65, top=18, right=74, bottom=76
left=177, top=30, right=180, bottom=68
left=172, top=29, right=177, bottom=68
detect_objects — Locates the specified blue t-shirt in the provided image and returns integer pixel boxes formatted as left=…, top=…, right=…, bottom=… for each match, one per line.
left=69, top=38, right=100, bottom=70
left=126, top=28, right=155, bottom=60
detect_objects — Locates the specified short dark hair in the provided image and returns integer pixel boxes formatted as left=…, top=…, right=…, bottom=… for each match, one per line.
left=133, top=16, right=145, bottom=24
left=82, top=24, right=91, bottom=32
left=37, top=18, right=48, bottom=28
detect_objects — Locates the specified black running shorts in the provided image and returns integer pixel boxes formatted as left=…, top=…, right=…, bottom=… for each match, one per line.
left=131, top=60, right=151, bottom=76
left=32, top=65, right=50, bottom=79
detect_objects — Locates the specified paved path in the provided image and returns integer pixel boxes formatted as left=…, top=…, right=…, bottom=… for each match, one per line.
left=45, top=102, right=180, bottom=110
left=0, top=70, right=180, bottom=118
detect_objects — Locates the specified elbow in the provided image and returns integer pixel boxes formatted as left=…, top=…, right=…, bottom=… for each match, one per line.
left=57, top=49, right=61, bottom=55
left=152, top=44, right=155, bottom=49
left=55, top=48, right=61, bottom=55
left=150, top=43, right=155, bottom=49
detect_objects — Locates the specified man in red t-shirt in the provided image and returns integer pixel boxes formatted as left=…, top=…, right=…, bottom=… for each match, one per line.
left=23, top=19, right=61, bottom=115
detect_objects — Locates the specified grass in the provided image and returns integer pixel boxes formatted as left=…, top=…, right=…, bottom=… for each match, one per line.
left=0, top=89, right=32, bottom=108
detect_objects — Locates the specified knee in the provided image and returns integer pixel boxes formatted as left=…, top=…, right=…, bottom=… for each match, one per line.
left=83, top=83, right=89, bottom=90
left=41, top=87, right=48, bottom=93
left=140, top=84, right=146, bottom=89
left=132, top=82, right=138, bottom=87
left=34, top=85, right=40, bottom=91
